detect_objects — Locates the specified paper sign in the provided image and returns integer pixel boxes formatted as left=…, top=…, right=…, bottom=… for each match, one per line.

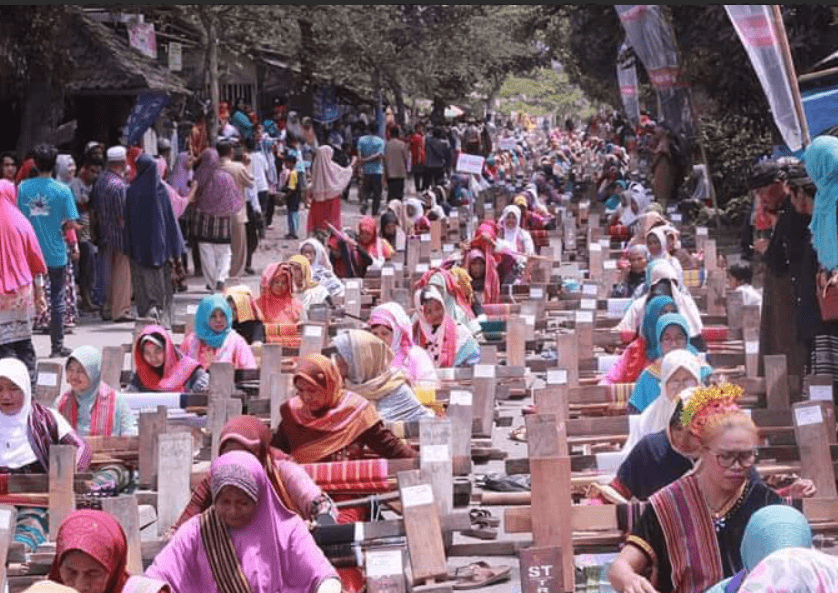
left=523, top=315, right=535, bottom=326
left=382, top=267, right=394, bottom=277
left=671, top=213, right=683, bottom=223
left=474, top=365, right=495, bottom=379
left=0, top=508, right=11, bottom=526
left=402, top=484, right=434, bottom=507
left=604, top=260, right=618, bottom=270
left=456, top=153, right=485, bottom=175
left=576, top=311, right=594, bottom=324
left=745, top=341, right=759, bottom=355
left=595, top=452, right=624, bottom=473
left=420, top=234, right=431, bottom=243
left=303, top=325, right=322, bottom=338
left=187, top=305, right=198, bottom=315
left=581, top=298, right=596, bottom=310
left=810, top=385, right=833, bottom=402
left=366, top=549, right=403, bottom=578
left=346, top=280, right=361, bottom=291
left=354, top=522, right=365, bottom=542
left=743, top=408, right=752, bottom=418
left=795, top=405, right=823, bottom=426
left=547, top=370, right=568, bottom=385
left=128, top=22, right=157, bottom=59
left=421, top=444, right=450, bottom=463
left=438, top=368, right=456, bottom=381
left=697, top=227, right=708, bottom=236
left=599, top=239, right=610, bottom=248
left=443, top=244, right=454, bottom=253
left=449, top=391, right=473, bottom=406
left=416, top=264, right=429, bottom=273
left=583, top=284, right=598, bottom=296
left=597, top=355, right=620, bottom=374
left=431, top=259, right=442, bottom=268
left=393, top=261, right=404, bottom=272
left=589, top=243, right=602, bottom=252
left=607, top=298, right=632, bottom=318
left=37, top=372, right=57, bottom=387
left=530, top=287, right=544, bottom=300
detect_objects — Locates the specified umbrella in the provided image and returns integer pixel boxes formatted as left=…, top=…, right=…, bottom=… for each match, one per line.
left=444, top=105, right=465, bottom=119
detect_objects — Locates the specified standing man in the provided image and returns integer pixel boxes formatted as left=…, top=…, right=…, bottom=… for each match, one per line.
left=17, top=144, right=80, bottom=357
left=409, top=123, right=426, bottom=194
left=67, top=154, right=103, bottom=312
left=383, top=126, right=410, bottom=202
left=218, top=140, right=253, bottom=281
left=90, top=146, right=133, bottom=323
left=424, top=127, right=450, bottom=190
left=356, top=121, right=385, bottom=215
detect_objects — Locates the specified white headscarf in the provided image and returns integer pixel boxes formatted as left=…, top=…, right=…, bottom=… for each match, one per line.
left=405, top=198, right=424, bottom=229
left=648, top=260, right=703, bottom=336
left=646, top=227, right=670, bottom=259
left=0, top=358, right=37, bottom=468
left=619, top=350, right=702, bottom=460
left=309, top=145, right=353, bottom=202
left=300, top=238, right=333, bottom=272
left=499, top=204, right=522, bottom=245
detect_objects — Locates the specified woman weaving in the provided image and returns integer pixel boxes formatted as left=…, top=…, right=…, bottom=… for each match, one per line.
left=181, top=295, right=257, bottom=370
left=128, top=325, right=209, bottom=393
left=256, top=262, right=304, bottom=349
left=608, top=384, right=785, bottom=593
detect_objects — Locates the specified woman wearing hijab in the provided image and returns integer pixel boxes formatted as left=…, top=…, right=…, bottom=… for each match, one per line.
left=327, top=231, right=373, bottom=279
left=50, top=510, right=169, bottom=593
left=307, top=145, right=353, bottom=235
left=169, top=151, right=193, bottom=197
left=379, top=209, right=404, bottom=252
left=647, top=226, right=684, bottom=286
left=300, top=238, right=345, bottom=299
left=629, top=313, right=705, bottom=414
left=0, top=190, right=47, bottom=379
left=611, top=244, right=649, bottom=298
left=369, top=303, right=439, bottom=388
left=171, top=415, right=335, bottom=534
left=57, top=346, right=136, bottom=437
left=496, top=204, right=534, bottom=285
left=126, top=153, right=185, bottom=326
left=256, top=263, right=304, bottom=349
left=356, top=216, right=394, bottom=267
left=189, top=148, right=244, bottom=292
left=404, top=197, right=429, bottom=235
left=288, top=255, right=331, bottom=313
left=181, top=295, right=257, bottom=370
left=413, top=286, right=480, bottom=368
left=331, top=330, right=434, bottom=422
left=416, top=268, right=482, bottom=337
left=146, top=451, right=340, bottom=593
left=128, top=325, right=209, bottom=393
left=225, top=285, right=265, bottom=346
left=464, top=220, right=501, bottom=306
left=0, top=357, right=91, bottom=473
left=736, top=547, right=838, bottom=593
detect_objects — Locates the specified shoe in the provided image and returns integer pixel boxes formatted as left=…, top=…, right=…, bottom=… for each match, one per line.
left=244, top=267, right=255, bottom=276
left=284, top=233, right=297, bottom=240
left=215, top=281, right=225, bottom=291
left=206, top=284, right=212, bottom=291
left=113, top=315, right=136, bottom=323
left=50, top=346, right=72, bottom=358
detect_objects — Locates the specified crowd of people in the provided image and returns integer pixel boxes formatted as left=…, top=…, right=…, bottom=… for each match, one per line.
left=2, top=96, right=838, bottom=593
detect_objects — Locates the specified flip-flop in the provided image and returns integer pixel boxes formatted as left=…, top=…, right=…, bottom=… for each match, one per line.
left=509, top=425, right=527, bottom=442
left=452, top=562, right=512, bottom=590
left=469, top=508, right=500, bottom=527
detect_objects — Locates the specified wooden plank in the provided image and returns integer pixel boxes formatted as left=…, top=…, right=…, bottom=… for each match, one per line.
left=259, top=344, right=284, bottom=399
left=208, top=362, right=235, bottom=460
left=706, top=270, right=726, bottom=317
left=765, top=355, right=790, bottom=411
left=366, top=548, right=406, bottom=593
left=519, top=546, right=563, bottom=593
left=100, top=495, right=143, bottom=574
left=380, top=266, right=395, bottom=303
left=270, top=373, right=292, bottom=431
left=726, top=289, right=744, bottom=339
left=419, top=419, right=453, bottom=518
left=48, top=445, right=76, bottom=540
left=138, top=406, right=167, bottom=489
left=300, top=324, right=325, bottom=359
left=479, top=346, right=498, bottom=365
left=506, top=316, right=526, bottom=368
left=447, top=391, right=473, bottom=476
left=472, top=366, right=497, bottom=439
left=429, top=220, right=442, bottom=253
left=793, top=402, right=838, bottom=498
left=34, top=362, right=63, bottom=407
left=397, top=470, right=448, bottom=584
left=744, top=327, right=759, bottom=379
left=0, top=505, right=16, bottom=593
left=156, top=432, right=193, bottom=536
left=556, top=333, right=579, bottom=387
left=101, top=346, right=125, bottom=390
left=345, top=280, right=362, bottom=321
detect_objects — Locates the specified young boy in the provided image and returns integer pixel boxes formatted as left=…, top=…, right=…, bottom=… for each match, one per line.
left=281, top=153, right=301, bottom=240
left=728, top=262, right=762, bottom=309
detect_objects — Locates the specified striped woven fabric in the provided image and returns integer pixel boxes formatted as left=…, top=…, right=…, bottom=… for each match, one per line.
left=682, top=268, right=705, bottom=289
left=482, top=304, right=513, bottom=319
left=14, top=507, right=48, bottom=552
left=701, top=326, right=728, bottom=342
left=264, top=322, right=300, bottom=349
left=530, top=230, right=550, bottom=248
left=608, top=225, right=631, bottom=240
left=301, top=459, right=390, bottom=494
left=616, top=501, right=649, bottom=533
left=608, top=383, right=635, bottom=413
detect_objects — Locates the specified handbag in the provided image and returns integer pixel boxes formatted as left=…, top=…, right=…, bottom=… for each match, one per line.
left=816, top=269, right=838, bottom=322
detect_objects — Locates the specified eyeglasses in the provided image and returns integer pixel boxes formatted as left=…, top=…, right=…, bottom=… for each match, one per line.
left=708, top=448, right=757, bottom=469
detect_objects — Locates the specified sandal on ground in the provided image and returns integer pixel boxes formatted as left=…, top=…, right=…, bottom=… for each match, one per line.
left=452, top=562, right=511, bottom=590
left=469, top=508, right=500, bottom=527
left=509, top=425, right=527, bottom=442
left=460, top=520, right=498, bottom=540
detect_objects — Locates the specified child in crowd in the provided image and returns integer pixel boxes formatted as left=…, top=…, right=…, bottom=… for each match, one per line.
left=728, top=262, right=762, bottom=309
left=282, top=153, right=301, bottom=240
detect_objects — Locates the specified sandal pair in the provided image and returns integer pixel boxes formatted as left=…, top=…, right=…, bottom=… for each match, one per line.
left=452, top=562, right=512, bottom=590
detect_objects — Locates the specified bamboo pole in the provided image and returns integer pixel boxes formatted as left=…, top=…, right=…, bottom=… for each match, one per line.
left=771, top=5, right=811, bottom=147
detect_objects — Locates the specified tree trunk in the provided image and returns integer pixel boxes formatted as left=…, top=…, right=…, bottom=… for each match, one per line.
left=17, top=69, right=54, bottom=154
left=298, top=18, right=315, bottom=118
left=390, top=80, right=406, bottom=127
left=372, top=69, right=383, bottom=138
left=207, top=13, right=220, bottom=146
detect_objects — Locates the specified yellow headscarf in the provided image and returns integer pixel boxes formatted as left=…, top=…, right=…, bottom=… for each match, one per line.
left=288, top=254, right=318, bottom=291
left=331, top=330, right=410, bottom=401
left=451, top=266, right=474, bottom=304
left=225, top=285, right=262, bottom=322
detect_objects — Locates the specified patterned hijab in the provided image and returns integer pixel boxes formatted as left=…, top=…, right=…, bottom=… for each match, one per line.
left=134, top=325, right=202, bottom=392
left=257, top=262, right=301, bottom=322
left=288, top=254, right=318, bottom=291
left=369, top=302, right=415, bottom=361
left=331, top=330, right=409, bottom=401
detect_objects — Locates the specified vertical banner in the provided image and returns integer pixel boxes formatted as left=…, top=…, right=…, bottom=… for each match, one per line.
left=168, top=42, right=182, bottom=72
left=724, top=5, right=805, bottom=151
left=615, top=5, right=694, bottom=140
left=617, top=43, right=641, bottom=127
left=128, top=22, right=157, bottom=59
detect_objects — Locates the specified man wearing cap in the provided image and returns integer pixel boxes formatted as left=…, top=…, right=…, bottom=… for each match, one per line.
left=90, top=146, right=133, bottom=323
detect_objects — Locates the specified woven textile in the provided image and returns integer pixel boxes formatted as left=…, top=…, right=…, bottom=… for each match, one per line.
left=682, top=268, right=705, bottom=289
left=608, top=383, right=635, bottom=413
left=301, top=459, right=390, bottom=494
left=702, top=326, right=728, bottom=343
left=609, top=225, right=631, bottom=240
left=481, top=304, right=512, bottom=320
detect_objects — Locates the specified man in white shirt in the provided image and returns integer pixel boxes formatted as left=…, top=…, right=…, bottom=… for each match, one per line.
left=728, top=263, right=762, bottom=309
left=243, top=138, right=268, bottom=275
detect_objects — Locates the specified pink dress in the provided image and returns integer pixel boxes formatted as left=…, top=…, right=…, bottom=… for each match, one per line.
left=180, top=330, right=257, bottom=370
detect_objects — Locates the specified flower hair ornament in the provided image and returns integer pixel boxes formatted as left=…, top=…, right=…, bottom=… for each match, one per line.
left=680, top=383, right=745, bottom=437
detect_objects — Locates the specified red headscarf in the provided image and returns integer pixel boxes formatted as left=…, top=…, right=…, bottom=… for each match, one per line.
left=257, top=262, right=302, bottom=323
left=466, top=220, right=501, bottom=304
left=287, top=354, right=379, bottom=463
left=134, top=324, right=202, bottom=392
left=357, top=216, right=394, bottom=260
left=126, top=147, right=143, bottom=182
left=49, top=510, right=129, bottom=593
left=14, top=159, right=36, bottom=185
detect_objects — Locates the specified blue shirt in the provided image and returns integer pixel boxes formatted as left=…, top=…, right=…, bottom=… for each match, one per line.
left=357, top=134, right=385, bottom=175
left=18, top=177, right=78, bottom=268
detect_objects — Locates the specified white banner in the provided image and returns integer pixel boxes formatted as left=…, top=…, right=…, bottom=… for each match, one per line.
left=724, top=5, right=804, bottom=151
left=456, top=153, right=485, bottom=175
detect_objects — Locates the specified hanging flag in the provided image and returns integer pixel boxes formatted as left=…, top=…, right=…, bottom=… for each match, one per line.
left=128, top=21, right=157, bottom=59
left=123, top=92, right=171, bottom=146
left=617, top=43, right=641, bottom=127
left=312, top=85, right=342, bottom=124
left=615, top=5, right=694, bottom=139
left=724, top=5, right=805, bottom=151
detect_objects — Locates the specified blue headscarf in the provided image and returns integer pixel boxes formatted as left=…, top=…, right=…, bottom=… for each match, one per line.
left=195, top=295, right=232, bottom=349
left=642, top=296, right=676, bottom=359
left=804, top=135, right=838, bottom=271
left=653, top=313, right=692, bottom=360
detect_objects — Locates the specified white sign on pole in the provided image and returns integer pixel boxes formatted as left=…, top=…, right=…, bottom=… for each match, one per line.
left=456, top=153, right=485, bottom=175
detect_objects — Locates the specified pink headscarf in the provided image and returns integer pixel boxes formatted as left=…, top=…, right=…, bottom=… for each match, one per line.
left=0, top=195, right=47, bottom=294
left=0, top=179, right=16, bottom=206
left=369, top=302, right=414, bottom=364
left=309, top=145, right=352, bottom=202
left=156, top=155, right=188, bottom=218
left=146, top=451, right=337, bottom=593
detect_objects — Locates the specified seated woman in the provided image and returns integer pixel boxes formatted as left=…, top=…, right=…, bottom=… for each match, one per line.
left=369, top=303, right=439, bottom=388
left=331, top=330, right=434, bottom=422
left=288, top=255, right=332, bottom=312
left=300, top=237, right=345, bottom=299
left=601, top=295, right=676, bottom=386
left=629, top=313, right=705, bottom=414
left=416, top=267, right=482, bottom=337
left=404, top=197, right=430, bottom=235
left=380, top=208, right=405, bottom=252
left=49, top=510, right=168, bottom=593
left=181, top=295, right=257, bottom=370
left=171, top=415, right=335, bottom=534
left=356, top=216, right=394, bottom=267
left=619, top=349, right=702, bottom=462
left=57, top=346, right=136, bottom=437
left=611, top=244, right=649, bottom=299
left=327, top=231, right=373, bottom=279
left=129, top=325, right=209, bottom=393
left=272, top=353, right=416, bottom=462
left=608, top=384, right=786, bottom=593
left=256, top=263, right=304, bottom=349
left=495, top=204, right=534, bottom=285
left=736, top=547, right=838, bottom=593
left=463, top=249, right=497, bottom=312
left=464, top=221, right=502, bottom=307
left=413, top=286, right=480, bottom=368
left=647, top=226, right=684, bottom=287
left=146, top=450, right=340, bottom=593
left=225, top=285, right=265, bottom=346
